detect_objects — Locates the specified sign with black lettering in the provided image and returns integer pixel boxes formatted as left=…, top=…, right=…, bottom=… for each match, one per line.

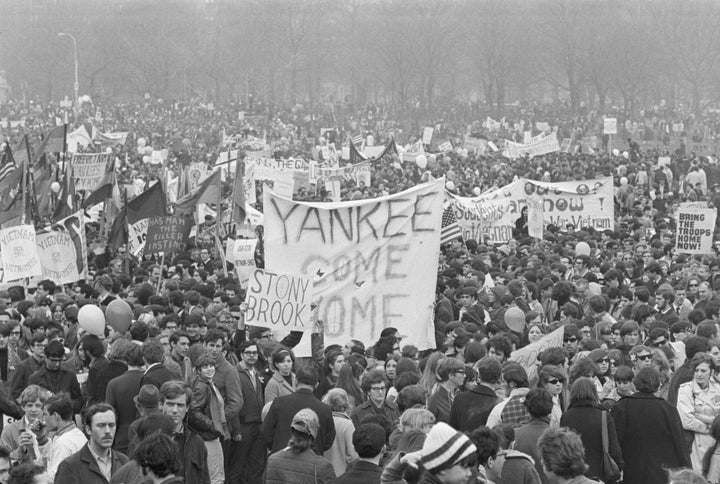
left=244, top=269, right=314, bottom=330
left=264, top=178, right=444, bottom=349
left=145, top=216, right=192, bottom=255
left=676, top=203, right=716, bottom=254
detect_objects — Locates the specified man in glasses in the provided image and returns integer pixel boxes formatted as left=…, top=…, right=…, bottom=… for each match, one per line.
left=629, top=345, right=654, bottom=374
left=228, top=341, right=265, bottom=484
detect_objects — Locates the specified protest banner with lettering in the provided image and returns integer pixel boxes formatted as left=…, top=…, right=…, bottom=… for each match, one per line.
left=560, top=138, right=572, bottom=153
left=422, top=127, right=434, bottom=145
left=128, top=219, right=149, bottom=257
left=503, top=134, right=560, bottom=159
left=0, top=225, right=42, bottom=282
left=464, top=136, right=487, bottom=154
left=227, top=238, right=258, bottom=287
left=145, top=216, right=193, bottom=255
left=273, top=177, right=295, bottom=198
left=187, top=162, right=215, bottom=190
left=438, top=141, right=453, bottom=152
left=510, top=326, right=564, bottom=381
left=35, top=211, right=87, bottom=284
left=72, top=153, right=112, bottom=191
left=264, top=178, right=444, bottom=349
left=675, top=203, right=716, bottom=254
left=244, top=269, right=314, bottom=330
left=245, top=156, right=309, bottom=181
left=604, top=117, right=618, bottom=135
left=449, top=177, right=614, bottom=244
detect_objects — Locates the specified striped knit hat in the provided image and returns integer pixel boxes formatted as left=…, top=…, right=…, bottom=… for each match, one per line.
left=420, top=422, right=477, bottom=472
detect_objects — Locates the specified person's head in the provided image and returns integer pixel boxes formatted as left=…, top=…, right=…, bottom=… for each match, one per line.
left=81, top=334, right=105, bottom=360
left=633, top=366, right=661, bottom=393
left=238, top=340, right=259, bottom=366
left=43, top=340, right=65, bottom=371
left=475, top=356, right=502, bottom=386
left=399, top=408, right=436, bottom=434
left=485, top=335, right=512, bottom=362
left=686, top=335, right=711, bottom=360
left=169, top=331, right=190, bottom=359
left=537, top=365, right=566, bottom=397
left=537, top=427, right=588, bottom=479
left=43, top=394, right=73, bottom=432
left=6, top=463, right=49, bottom=484
left=271, top=347, right=295, bottom=376
left=134, top=432, right=182, bottom=481
left=523, top=388, right=554, bottom=418
left=397, top=384, right=427, bottom=412
left=352, top=423, right=386, bottom=460
left=501, top=362, right=529, bottom=392
left=569, top=377, right=598, bottom=406
left=690, top=352, right=716, bottom=388
left=469, top=427, right=503, bottom=481
left=620, top=321, right=640, bottom=346
left=362, top=369, right=388, bottom=403
left=160, top=381, right=192, bottom=431
left=322, top=388, right=350, bottom=413
left=194, top=353, right=216, bottom=381
left=19, top=385, right=52, bottom=422
left=629, top=345, right=654, bottom=370
left=83, top=403, right=117, bottom=451
left=288, top=408, right=319, bottom=454
left=436, top=358, right=466, bottom=387
left=419, top=422, right=477, bottom=483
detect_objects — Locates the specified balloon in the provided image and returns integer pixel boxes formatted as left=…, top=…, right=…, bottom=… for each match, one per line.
left=144, top=146, right=153, bottom=155
left=78, top=305, right=105, bottom=336
left=160, top=148, right=169, bottom=159
left=622, top=151, right=629, bottom=159
left=473, top=187, right=481, bottom=196
left=106, top=299, right=133, bottom=333
left=575, top=241, right=591, bottom=256
left=612, top=149, right=620, bottom=157
left=50, top=181, right=61, bottom=194
left=182, top=138, right=191, bottom=148
left=415, top=154, right=427, bottom=169
left=142, top=155, right=151, bottom=164
left=137, top=147, right=145, bottom=155
left=446, top=181, right=455, bottom=191
left=504, top=307, right=526, bottom=333
left=106, top=147, right=113, bottom=154
left=620, top=177, right=628, bottom=186
left=137, top=137, right=146, bottom=148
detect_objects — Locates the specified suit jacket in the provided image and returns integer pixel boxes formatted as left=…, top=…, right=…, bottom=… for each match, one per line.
left=262, top=387, right=336, bottom=454
left=10, top=355, right=43, bottom=401
left=337, top=460, right=382, bottom=484
left=87, top=356, right=110, bottom=406
left=54, top=443, right=128, bottom=484
left=513, top=418, right=551, bottom=484
left=96, top=360, right=129, bottom=403
left=105, top=369, right=144, bottom=455
left=140, top=363, right=180, bottom=389
left=448, top=384, right=501, bottom=432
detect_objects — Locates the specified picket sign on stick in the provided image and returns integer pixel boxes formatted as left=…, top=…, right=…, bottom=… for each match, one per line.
left=510, top=327, right=564, bottom=381
left=244, top=269, right=314, bottom=331
left=675, top=202, right=716, bottom=254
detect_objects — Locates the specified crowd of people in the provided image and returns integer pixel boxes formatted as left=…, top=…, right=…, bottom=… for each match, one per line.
left=1, top=94, right=720, bottom=484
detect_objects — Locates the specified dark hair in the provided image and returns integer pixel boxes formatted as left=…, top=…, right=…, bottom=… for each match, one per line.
left=126, top=343, right=145, bottom=367
left=685, top=336, right=710, bottom=360
left=142, top=339, right=165, bottom=365
left=398, top=385, right=427, bottom=412
left=485, top=335, right=512, bottom=359
left=569, top=377, right=598, bottom=406
left=160, top=380, right=192, bottom=405
left=203, top=329, right=225, bottom=345
left=296, top=365, right=319, bottom=386
left=45, top=394, right=74, bottom=421
left=523, top=388, right=554, bottom=418
left=130, top=321, right=150, bottom=342
left=469, top=426, right=499, bottom=465
left=134, top=432, right=181, bottom=478
left=83, top=402, right=116, bottom=429
left=352, top=423, right=385, bottom=458
left=361, top=369, right=388, bottom=393
left=633, top=367, right=661, bottom=393
left=271, top=347, right=295, bottom=370
left=288, top=428, right=313, bottom=454
left=8, top=463, right=46, bottom=484
left=537, top=427, right=588, bottom=478
left=476, top=356, right=502, bottom=384
left=81, top=334, right=105, bottom=358
left=44, top=340, right=65, bottom=358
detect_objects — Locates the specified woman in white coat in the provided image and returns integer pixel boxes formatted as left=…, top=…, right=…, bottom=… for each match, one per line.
left=677, top=353, right=720, bottom=471
left=322, top=388, right=358, bottom=476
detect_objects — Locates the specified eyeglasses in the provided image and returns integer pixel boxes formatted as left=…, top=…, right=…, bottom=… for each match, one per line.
left=636, top=354, right=652, bottom=361
left=243, top=351, right=258, bottom=355
left=9, top=331, right=20, bottom=336
left=564, top=337, right=577, bottom=343
left=452, top=370, right=466, bottom=376
left=690, top=284, right=699, bottom=287
left=370, top=386, right=386, bottom=392
left=653, top=339, right=667, bottom=347
left=47, top=357, right=63, bottom=363
left=597, top=358, right=610, bottom=363
left=547, top=379, right=564, bottom=385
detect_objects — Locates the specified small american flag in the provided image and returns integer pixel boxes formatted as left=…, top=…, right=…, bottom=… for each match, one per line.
left=441, top=205, right=462, bottom=245
left=351, top=134, right=364, bottom=146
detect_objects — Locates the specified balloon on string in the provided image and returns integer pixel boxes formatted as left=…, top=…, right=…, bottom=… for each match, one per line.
left=575, top=241, right=591, bottom=256
left=504, top=307, right=526, bottom=333
left=137, top=137, right=146, bottom=148
left=622, top=151, right=629, bottom=159
left=620, top=177, right=628, bottom=186
left=78, top=304, right=105, bottom=336
left=446, top=181, right=455, bottom=191
left=106, top=299, right=133, bottom=333
left=473, top=187, right=481, bottom=196
left=612, top=149, right=620, bottom=157
left=415, top=154, right=428, bottom=169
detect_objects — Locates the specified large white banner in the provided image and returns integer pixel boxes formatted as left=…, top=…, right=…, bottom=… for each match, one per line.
left=503, top=134, right=560, bottom=159
left=0, top=225, right=42, bottom=282
left=449, top=177, right=614, bottom=244
left=36, top=211, right=87, bottom=284
left=264, top=179, right=444, bottom=349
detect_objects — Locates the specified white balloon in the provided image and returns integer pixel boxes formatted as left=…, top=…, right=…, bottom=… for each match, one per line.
left=622, top=151, right=629, bottom=159
left=446, top=181, right=455, bottom=191
left=620, top=177, right=628, bottom=186
left=473, top=187, right=481, bottom=196
left=50, top=181, right=61, bottom=194
left=144, top=146, right=153, bottom=155
left=415, top=154, right=428, bottom=169
left=106, top=147, right=113, bottom=153
left=137, top=137, right=146, bottom=148
left=142, top=155, right=151, bottom=163
left=612, top=149, right=620, bottom=157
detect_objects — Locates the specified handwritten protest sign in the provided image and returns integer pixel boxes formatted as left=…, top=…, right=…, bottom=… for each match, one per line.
left=145, top=216, right=193, bottom=255
left=603, top=117, right=617, bottom=135
left=226, top=238, right=258, bottom=287
left=422, top=127, right=434, bottom=145
left=675, top=203, right=716, bottom=254
left=510, top=327, right=564, bottom=381
left=244, top=269, right=314, bottom=330
left=264, top=178, right=444, bottom=348
left=503, top=134, right=559, bottom=159
left=72, top=153, right=112, bottom=191
left=36, top=211, right=87, bottom=284
left=0, top=225, right=42, bottom=282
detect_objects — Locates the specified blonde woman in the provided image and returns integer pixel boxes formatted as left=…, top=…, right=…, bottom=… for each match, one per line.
left=322, top=388, right=358, bottom=476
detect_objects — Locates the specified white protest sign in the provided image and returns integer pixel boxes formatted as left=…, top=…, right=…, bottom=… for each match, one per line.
left=227, top=238, right=258, bottom=288
left=603, top=117, right=617, bottom=135
left=503, top=134, right=560, bottom=159
left=0, top=225, right=43, bottom=282
left=244, top=269, right=314, bottom=331
left=264, top=178, right=444, bottom=349
left=438, top=141, right=453, bottom=152
left=36, top=212, right=87, bottom=284
left=72, top=153, right=112, bottom=191
left=128, top=219, right=149, bottom=257
left=676, top=203, right=716, bottom=254
left=273, top=177, right=295, bottom=198
left=422, top=127, right=434, bottom=145
left=658, top=156, right=671, bottom=168
left=510, top=326, right=564, bottom=381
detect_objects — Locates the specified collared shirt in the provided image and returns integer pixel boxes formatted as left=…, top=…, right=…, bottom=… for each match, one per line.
left=144, top=362, right=163, bottom=375
left=87, top=444, right=113, bottom=482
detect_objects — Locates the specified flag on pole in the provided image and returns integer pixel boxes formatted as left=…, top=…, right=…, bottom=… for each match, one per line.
left=172, top=170, right=222, bottom=214
left=82, top=171, right=116, bottom=209
left=440, top=205, right=462, bottom=245
left=349, top=139, right=367, bottom=164
left=231, top=157, right=246, bottom=225
left=0, top=142, right=16, bottom=184
left=36, top=125, right=66, bottom=159
left=54, top=163, right=77, bottom=220
left=351, top=134, right=363, bottom=146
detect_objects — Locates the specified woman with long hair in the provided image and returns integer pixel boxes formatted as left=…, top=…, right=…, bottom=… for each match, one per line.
left=537, top=364, right=567, bottom=426
left=264, top=347, right=296, bottom=406
left=417, top=352, right=445, bottom=397
left=651, top=348, right=673, bottom=400
left=315, top=350, right=345, bottom=399
left=335, top=357, right=366, bottom=409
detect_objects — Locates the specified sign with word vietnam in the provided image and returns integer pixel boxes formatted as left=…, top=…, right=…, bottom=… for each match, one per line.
left=448, top=177, right=614, bottom=244
left=0, top=225, right=42, bottom=282
left=35, top=211, right=87, bottom=284
left=675, top=203, right=716, bottom=254
left=244, top=269, right=314, bottom=330
left=263, top=178, right=444, bottom=349
left=145, top=216, right=193, bottom=255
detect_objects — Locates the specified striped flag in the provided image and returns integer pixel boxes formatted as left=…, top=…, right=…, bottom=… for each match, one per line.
left=0, top=143, right=16, bottom=183
left=351, top=134, right=363, bottom=146
left=441, top=205, right=462, bottom=245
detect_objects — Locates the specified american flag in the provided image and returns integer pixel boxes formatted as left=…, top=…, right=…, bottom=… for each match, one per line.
left=351, top=134, right=364, bottom=146
left=0, top=142, right=17, bottom=184
left=441, top=205, right=462, bottom=245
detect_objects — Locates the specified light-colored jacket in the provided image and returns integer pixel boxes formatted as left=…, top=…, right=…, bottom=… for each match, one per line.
left=324, top=412, right=358, bottom=476
left=678, top=378, right=720, bottom=470
left=264, top=371, right=296, bottom=405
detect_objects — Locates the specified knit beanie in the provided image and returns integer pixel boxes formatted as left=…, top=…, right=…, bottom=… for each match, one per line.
left=420, top=422, right=477, bottom=472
